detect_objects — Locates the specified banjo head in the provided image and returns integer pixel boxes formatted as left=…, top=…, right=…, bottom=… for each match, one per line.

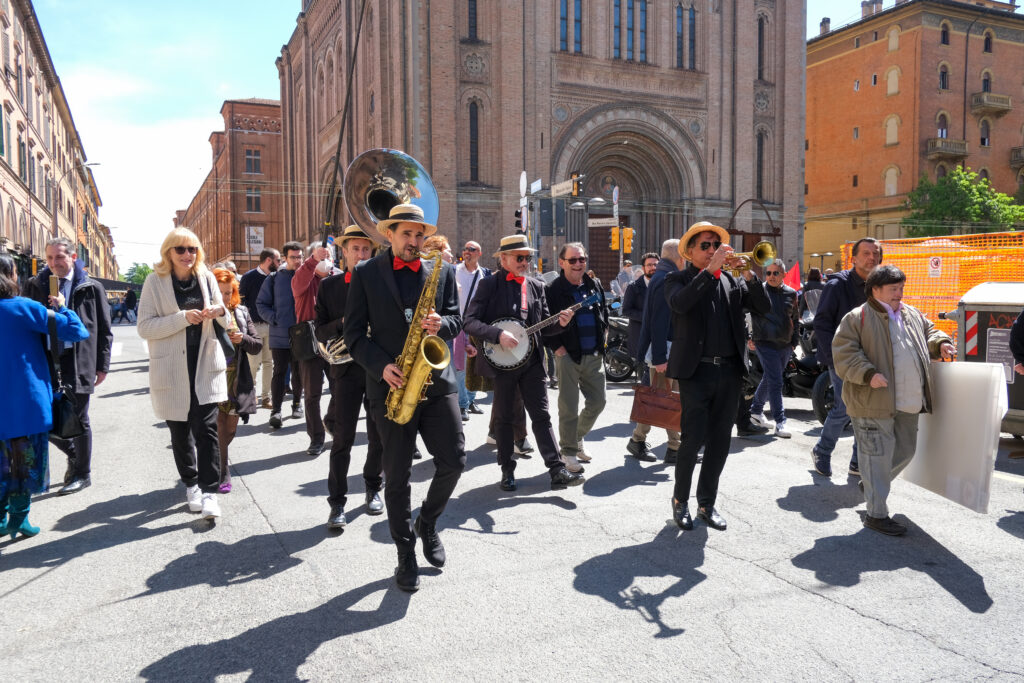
left=483, top=319, right=534, bottom=370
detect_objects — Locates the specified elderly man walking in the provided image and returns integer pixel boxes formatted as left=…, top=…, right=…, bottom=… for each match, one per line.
left=833, top=265, right=954, bottom=535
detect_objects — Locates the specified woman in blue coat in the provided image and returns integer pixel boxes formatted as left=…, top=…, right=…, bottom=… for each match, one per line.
left=0, top=253, right=88, bottom=539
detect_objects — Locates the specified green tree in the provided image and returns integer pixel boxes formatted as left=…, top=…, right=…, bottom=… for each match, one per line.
left=901, top=166, right=1024, bottom=237
left=122, top=262, right=153, bottom=285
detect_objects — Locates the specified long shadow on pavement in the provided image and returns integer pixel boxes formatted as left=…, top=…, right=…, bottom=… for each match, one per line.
left=791, top=521, right=993, bottom=613
left=996, top=510, right=1024, bottom=541
left=582, top=455, right=670, bottom=498
left=573, top=524, right=707, bottom=638
left=138, top=577, right=410, bottom=682
left=442, top=474, right=578, bottom=535
left=776, top=476, right=864, bottom=523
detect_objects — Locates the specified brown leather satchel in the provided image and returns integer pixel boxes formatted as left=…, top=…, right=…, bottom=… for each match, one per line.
left=629, top=375, right=681, bottom=432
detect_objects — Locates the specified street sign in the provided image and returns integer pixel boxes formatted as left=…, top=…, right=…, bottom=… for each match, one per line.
left=246, top=226, right=264, bottom=253
left=612, top=185, right=619, bottom=205
left=519, top=171, right=527, bottom=197
left=550, top=178, right=574, bottom=197
left=587, top=217, right=618, bottom=228
left=613, top=204, right=619, bottom=220
left=519, top=196, right=528, bottom=208
left=530, top=178, right=542, bottom=194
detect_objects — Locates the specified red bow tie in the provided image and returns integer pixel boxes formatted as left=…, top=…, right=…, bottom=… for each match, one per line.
left=393, top=257, right=421, bottom=272
left=506, top=272, right=524, bottom=285
left=713, top=269, right=722, bottom=280
left=345, top=272, right=352, bottom=284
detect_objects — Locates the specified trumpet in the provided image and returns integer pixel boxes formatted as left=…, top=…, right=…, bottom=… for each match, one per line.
left=726, top=240, right=777, bottom=275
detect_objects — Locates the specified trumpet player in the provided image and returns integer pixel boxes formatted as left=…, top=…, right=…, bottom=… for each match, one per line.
left=343, top=204, right=465, bottom=593
left=664, top=222, right=769, bottom=532
left=315, top=226, right=385, bottom=530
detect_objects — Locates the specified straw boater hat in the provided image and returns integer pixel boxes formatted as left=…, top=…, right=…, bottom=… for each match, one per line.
left=493, top=234, right=537, bottom=258
left=678, top=221, right=731, bottom=260
left=335, top=224, right=373, bottom=245
left=375, top=203, right=438, bottom=238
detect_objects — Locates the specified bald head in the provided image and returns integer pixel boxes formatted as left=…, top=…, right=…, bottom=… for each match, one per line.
left=462, top=241, right=482, bottom=268
left=661, top=239, right=684, bottom=268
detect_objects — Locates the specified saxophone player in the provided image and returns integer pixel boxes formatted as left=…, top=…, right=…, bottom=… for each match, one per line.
left=343, top=203, right=465, bottom=592
left=315, top=225, right=384, bottom=531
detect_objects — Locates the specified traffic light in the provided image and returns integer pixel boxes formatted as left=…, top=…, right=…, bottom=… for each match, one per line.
left=571, top=170, right=581, bottom=197
left=622, top=227, right=633, bottom=253
left=610, top=226, right=619, bottom=250
left=514, top=209, right=522, bottom=231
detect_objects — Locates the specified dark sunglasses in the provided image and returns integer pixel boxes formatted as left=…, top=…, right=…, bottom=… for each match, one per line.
left=173, top=246, right=199, bottom=255
left=563, top=256, right=588, bottom=265
left=699, top=241, right=722, bottom=252
left=766, top=270, right=784, bottom=276
left=463, top=246, right=480, bottom=252
left=515, top=254, right=533, bottom=263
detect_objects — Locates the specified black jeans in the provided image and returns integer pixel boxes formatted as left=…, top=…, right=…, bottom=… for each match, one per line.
left=166, top=348, right=221, bottom=493
left=369, top=393, right=465, bottom=550
left=492, top=361, right=562, bottom=474
left=50, top=352, right=93, bottom=477
left=674, top=360, right=742, bottom=507
left=270, top=346, right=302, bottom=413
left=327, top=369, right=383, bottom=508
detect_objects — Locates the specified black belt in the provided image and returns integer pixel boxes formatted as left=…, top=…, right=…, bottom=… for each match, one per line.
left=699, top=355, right=736, bottom=365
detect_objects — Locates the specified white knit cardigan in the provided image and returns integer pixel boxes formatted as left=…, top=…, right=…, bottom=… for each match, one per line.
left=137, top=269, right=229, bottom=421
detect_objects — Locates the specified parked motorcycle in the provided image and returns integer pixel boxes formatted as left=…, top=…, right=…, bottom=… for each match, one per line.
left=604, top=305, right=635, bottom=382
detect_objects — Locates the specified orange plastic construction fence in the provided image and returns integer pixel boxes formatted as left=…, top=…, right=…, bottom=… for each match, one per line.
left=841, top=231, right=1024, bottom=337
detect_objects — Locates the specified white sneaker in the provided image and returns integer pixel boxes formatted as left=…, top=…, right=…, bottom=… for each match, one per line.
left=775, top=422, right=792, bottom=439
left=201, top=493, right=221, bottom=520
left=575, top=442, right=593, bottom=463
left=186, top=485, right=203, bottom=512
left=750, top=412, right=773, bottom=429
left=562, top=454, right=584, bottom=473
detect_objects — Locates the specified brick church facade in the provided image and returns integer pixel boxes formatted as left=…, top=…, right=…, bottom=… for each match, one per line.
left=278, top=1, right=805, bottom=281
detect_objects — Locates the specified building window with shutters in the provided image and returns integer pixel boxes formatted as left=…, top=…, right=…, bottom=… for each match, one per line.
left=245, top=187, right=261, bottom=213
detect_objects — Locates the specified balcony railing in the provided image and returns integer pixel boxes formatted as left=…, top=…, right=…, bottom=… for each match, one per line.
left=970, top=92, right=1012, bottom=117
left=926, top=138, right=968, bottom=160
left=1011, top=147, right=1024, bottom=171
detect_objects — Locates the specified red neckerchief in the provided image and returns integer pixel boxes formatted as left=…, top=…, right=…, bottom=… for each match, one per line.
left=393, top=257, right=421, bottom=272
left=345, top=272, right=352, bottom=284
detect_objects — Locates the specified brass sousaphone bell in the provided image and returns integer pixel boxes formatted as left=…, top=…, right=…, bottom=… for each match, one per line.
left=727, top=240, right=777, bottom=276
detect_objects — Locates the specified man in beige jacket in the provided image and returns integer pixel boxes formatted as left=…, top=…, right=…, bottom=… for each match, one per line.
left=832, top=265, right=955, bottom=536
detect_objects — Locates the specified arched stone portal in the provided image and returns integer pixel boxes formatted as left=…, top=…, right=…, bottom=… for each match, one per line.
left=551, top=105, right=705, bottom=284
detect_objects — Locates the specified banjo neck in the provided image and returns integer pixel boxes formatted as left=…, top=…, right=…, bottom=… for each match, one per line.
left=523, top=298, right=592, bottom=336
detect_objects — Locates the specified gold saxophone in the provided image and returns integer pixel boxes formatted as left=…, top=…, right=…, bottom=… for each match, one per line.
left=385, top=250, right=452, bottom=424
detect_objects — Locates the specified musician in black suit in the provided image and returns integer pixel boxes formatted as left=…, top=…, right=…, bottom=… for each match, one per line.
left=463, top=235, right=585, bottom=492
left=343, top=204, right=465, bottom=593
left=315, top=225, right=385, bottom=530
left=665, top=222, right=770, bottom=532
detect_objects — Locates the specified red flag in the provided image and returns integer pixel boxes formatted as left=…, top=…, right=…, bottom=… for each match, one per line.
left=784, top=261, right=802, bottom=291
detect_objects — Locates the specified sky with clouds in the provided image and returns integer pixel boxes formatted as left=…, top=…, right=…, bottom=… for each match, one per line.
left=32, top=1, right=1017, bottom=271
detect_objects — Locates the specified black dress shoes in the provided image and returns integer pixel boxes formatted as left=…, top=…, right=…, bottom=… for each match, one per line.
left=395, top=550, right=420, bottom=592
left=627, top=439, right=657, bottom=462
left=467, top=402, right=485, bottom=414
left=697, top=506, right=727, bottom=531
left=499, top=471, right=517, bottom=491
left=550, top=467, right=585, bottom=490
left=307, top=439, right=325, bottom=457
left=414, top=516, right=446, bottom=568
left=59, top=477, right=91, bottom=496
left=864, top=515, right=907, bottom=536
left=366, top=490, right=384, bottom=515
left=664, top=448, right=678, bottom=465
left=736, top=422, right=770, bottom=437
left=672, top=498, right=693, bottom=530
left=327, top=506, right=347, bottom=529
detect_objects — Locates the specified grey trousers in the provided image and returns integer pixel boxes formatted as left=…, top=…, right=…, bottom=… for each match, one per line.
left=555, top=353, right=607, bottom=457
left=851, top=412, right=920, bottom=518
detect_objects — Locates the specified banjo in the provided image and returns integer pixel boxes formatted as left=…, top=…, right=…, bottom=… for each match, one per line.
left=482, top=292, right=601, bottom=370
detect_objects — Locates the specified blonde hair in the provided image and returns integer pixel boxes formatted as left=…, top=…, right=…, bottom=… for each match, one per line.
left=155, top=227, right=206, bottom=277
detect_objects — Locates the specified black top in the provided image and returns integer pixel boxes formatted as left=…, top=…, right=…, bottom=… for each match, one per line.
left=704, top=277, right=736, bottom=358
left=173, top=275, right=203, bottom=347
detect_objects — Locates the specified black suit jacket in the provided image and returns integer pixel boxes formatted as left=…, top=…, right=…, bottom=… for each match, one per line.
left=343, top=248, right=462, bottom=400
left=664, top=264, right=770, bottom=381
left=314, top=272, right=359, bottom=379
left=463, top=270, right=558, bottom=379
left=621, top=276, right=647, bottom=323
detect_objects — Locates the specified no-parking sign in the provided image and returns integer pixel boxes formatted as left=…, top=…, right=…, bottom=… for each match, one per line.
left=928, top=255, right=942, bottom=278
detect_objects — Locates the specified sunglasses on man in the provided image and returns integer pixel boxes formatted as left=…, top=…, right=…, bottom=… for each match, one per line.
left=766, top=269, right=784, bottom=276
left=463, top=246, right=479, bottom=252
left=514, top=254, right=533, bottom=263
left=698, top=241, right=722, bottom=252
left=562, top=256, right=588, bottom=265
left=173, top=246, right=199, bottom=255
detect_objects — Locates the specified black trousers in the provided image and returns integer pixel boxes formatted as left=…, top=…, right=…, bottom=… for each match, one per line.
left=369, top=393, right=465, bottom=551
left=298, top=356, right=326, bottom=441
left=270, top=346, right=302, bottom=412
left=166, top=349, right=221, bottom=493
left=487, top=388, right=528, bottom=441
left=50, top=353, right=93, bottom=477
left=327, top=369, right=383, bottom=508
left=674, top=360, right=742, bottom=507
left=492, top=361, right=562, bottom=474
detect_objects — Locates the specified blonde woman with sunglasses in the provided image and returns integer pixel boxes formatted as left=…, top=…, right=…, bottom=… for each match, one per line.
left=137, top=228, right=230, bottom=520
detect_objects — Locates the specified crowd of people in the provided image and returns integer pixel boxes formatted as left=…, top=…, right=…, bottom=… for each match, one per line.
left=2, top=218, right=998, bottom=593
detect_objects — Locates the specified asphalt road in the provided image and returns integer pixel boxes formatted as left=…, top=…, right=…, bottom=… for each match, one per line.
left=3, top=325, right=1024, bottom=681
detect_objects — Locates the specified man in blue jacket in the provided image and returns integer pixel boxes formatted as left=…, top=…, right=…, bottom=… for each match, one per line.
left=810, top=237, right=882, bottom=477
left=256, top=241, right=304, bottom=429
left=629, top=240, right=684, bottom=463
